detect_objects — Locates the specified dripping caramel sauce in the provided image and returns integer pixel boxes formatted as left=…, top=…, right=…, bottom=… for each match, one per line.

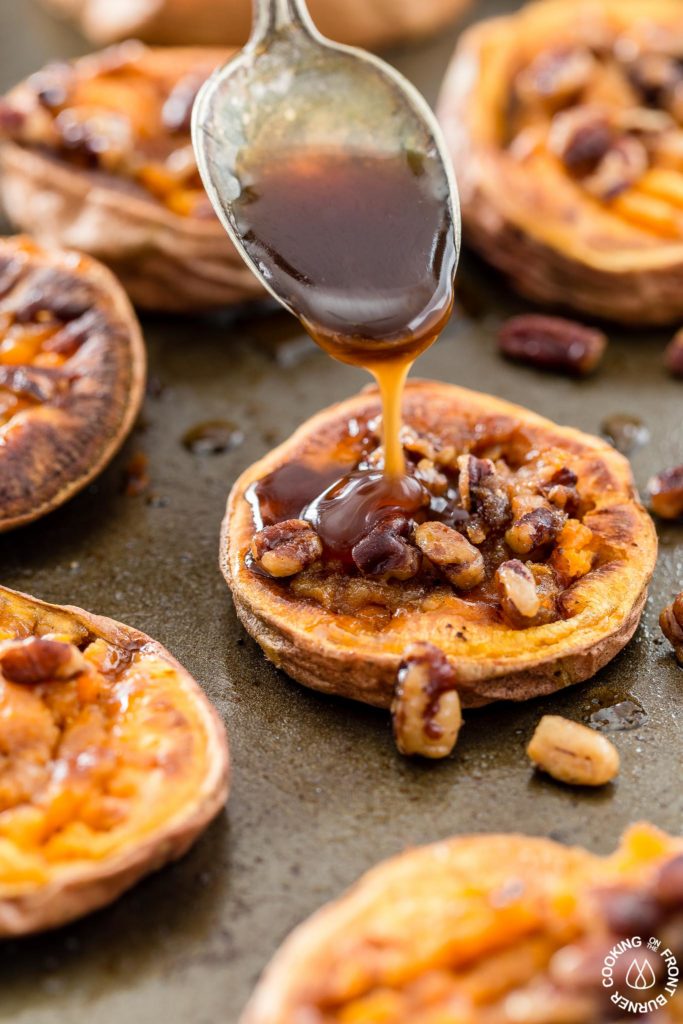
left=235, top=145, right=456, bottom=558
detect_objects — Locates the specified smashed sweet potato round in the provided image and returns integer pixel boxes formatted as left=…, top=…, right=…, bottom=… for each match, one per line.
left=0, top=44, right=262, bottom=311
left=240, top=824, right=683, bottom=1023
left=222, top=381, right=656, bottom=715
left=0, top=585, right=229, bottom=935
left=438, top=0, right=683, bottom=324
left=39, top=0, right=471, bottom=51
left=0, top=235, right=145, bottom=532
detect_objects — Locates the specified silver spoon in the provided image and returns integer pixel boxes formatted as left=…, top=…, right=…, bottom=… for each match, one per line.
left=191, top=0, right=461, bottom=312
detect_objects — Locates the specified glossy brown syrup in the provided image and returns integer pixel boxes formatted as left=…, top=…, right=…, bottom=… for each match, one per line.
left=236, top=145, right=456, bottom=560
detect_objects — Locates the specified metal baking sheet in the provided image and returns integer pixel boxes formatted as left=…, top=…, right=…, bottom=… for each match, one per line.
left=0, top=1, right=681, bottom=1021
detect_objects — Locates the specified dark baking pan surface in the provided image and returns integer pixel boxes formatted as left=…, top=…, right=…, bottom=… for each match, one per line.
left=0, top=1, right=681, bottom=1021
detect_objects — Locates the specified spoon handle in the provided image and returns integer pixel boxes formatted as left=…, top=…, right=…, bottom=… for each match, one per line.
left=251, top=0, right=316, bottom=41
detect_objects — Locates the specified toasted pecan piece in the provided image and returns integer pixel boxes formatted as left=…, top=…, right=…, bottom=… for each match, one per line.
left=0, top=235, right=145, bottom=532
left=0, top=584, right=229, bottom=936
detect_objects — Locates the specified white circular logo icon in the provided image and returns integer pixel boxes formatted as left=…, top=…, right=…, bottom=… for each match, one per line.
left=602, top=936, right=679, bottom=1014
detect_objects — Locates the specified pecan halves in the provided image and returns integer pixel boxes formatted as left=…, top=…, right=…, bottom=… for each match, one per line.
left=352, top=516, right=419, bottom=581
left=0, top=637, right=86, bottom=684
left=250, top=519, right=322, bottom=578
left=392, top=642, right=462, bottom=759
left=499, top=315, right=607, bottom=377
left=457, top=454, right=511, bottom=531
left=660, top=592, right=683, bottom=665
left=648, top=465, right=683, bottom=519
left=414, top=521, right=484, bottom=590
left=506, top=504, right=565, bottom=556
left=495, top=559, right=541, bottom=627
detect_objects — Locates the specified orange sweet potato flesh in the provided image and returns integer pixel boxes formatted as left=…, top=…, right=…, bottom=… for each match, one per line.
left=437, top=0, right=683, bottom=324
left=241, top=825, right=683, bottom=1023
left=0, top=585, right=229, bottom=936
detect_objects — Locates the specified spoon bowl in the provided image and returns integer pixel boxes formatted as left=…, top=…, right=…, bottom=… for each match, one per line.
left=191, top=0, right=461, bottom=314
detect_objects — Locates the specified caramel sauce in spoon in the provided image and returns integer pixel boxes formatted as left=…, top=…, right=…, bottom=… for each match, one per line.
left=235, top=144, right=457, bottom=554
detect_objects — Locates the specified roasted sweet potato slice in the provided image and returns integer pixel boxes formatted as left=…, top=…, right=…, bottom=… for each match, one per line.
left=222, top=380, right=657, bottom=714
left=0, top=584, right=229, bottom=936
left=0, top=235, right=145, bottom=531
left=240, top=824, right=683, bottom=1023
left=438, top=0, right=683, bottom=324
left=0, top=45, right=262, bottom=311
left=39, top=0, right=471, bottom=51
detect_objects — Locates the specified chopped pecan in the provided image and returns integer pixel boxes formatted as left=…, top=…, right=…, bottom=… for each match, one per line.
left=392, top=642, right=462, bottom=759
left=627, top=52, right=682, bottom=105
left=527, top=715, right=620, bottom=787
left=0, top=637, right=86, bottom=684
left=664, top=327, right=683, bottom=378
left=583, top=135, right=649, bottom=200
left=250, top=519, right=322, bottom=578
left=528, top=563, right=561, bottom=626
left=414, top=458, right=448, bottom=497
left=498, top=315, right=606, bottom=377
left=505, top=504, right=565, bottom=556
left=516, top=47, right=596, bottom=107
left=543, top=466, right=581, bottom=516
left=648, top=465, right=683, bottom=519
left=548, top=105, right=614, bottom=175
left=660, top=592, right=683, bottom=664
left=351, top=516, right=419, bottom=581
left=615, top=106, right=676, bottom=137
left=414, top=521, right=485, bottom=591
left=457, top=454, right=511, bottom=531
left=496, top=559, right=541, bottom=625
